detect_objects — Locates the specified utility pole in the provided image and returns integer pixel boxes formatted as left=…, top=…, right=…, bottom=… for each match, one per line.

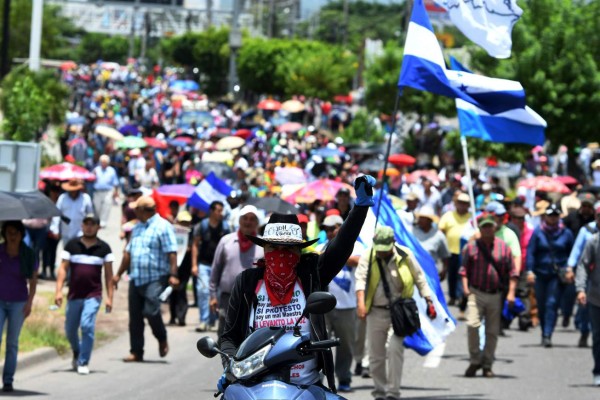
left=267, top=0, right=275, bottom=38
left=1, top=0, right=11, bottom=78
left=342, top=0, right=349, bottom=47
left=29, top=0, right=43, bottom=71
left=207, top=0, right=212, bottom=28
left=128, top=0, right=140, bottom=60
left=228, top=0, right=242, bottom=94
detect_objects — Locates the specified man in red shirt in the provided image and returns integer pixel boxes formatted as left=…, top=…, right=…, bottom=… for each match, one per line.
left=460, top=214, right=518, bottom=378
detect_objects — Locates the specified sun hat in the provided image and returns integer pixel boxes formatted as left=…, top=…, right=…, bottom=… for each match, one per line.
left=373, top=226, right=395, bottom=252
left=415, top=206, right=439, bottom=224
left=406, top=192, right=420, bottom=202
left=129, top=195, right=156, bottom=209
left=246, top=213, right=318, bottom=248
left=176, top=210, right=192, bottom=223
left=457, top=193, right=470, bottom=203
left=321, top=215, right=344, bottom=228
left=61, top=179, right=84, bottom=192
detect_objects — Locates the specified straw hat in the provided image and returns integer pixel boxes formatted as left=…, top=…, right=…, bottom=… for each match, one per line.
left=416, top=206, right=439, bottom=224
left=246, top=213, right=318, bottom=248
left=61, top=179, right=84, bottom=192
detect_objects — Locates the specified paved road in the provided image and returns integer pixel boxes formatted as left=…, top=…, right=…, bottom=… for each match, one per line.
left=7, top=204, right=600, bottom=399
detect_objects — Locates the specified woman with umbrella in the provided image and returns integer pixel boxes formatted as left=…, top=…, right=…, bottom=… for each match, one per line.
left=0, top=221, right=38, bottom=392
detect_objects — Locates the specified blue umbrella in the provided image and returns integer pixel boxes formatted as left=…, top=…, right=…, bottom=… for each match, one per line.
left=67, top=116, right=86, bottom=125
left=311, top=147, right=345, bottom=158
left=119, top=124, right=140, bottom=136
left=169, top=80, right=200, bottom=92
left=167, top=139, right=188, bottom=148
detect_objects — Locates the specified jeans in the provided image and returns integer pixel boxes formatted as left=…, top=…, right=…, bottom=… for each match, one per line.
left=196, top=264, right=216, bottom=325
left=0, top=301, right=26, bottom=385
left=42, top=236, right=59, bottom=278
left=65, top=297, right=102, bottom=366
left=128, top=280, right=168, bottom=357
left=560, top=282, right=576, bottom=319
left=535, top=274, right=566, bottom=338
left=576, top=304, right=591, bottom=334
left=589, top=303, right=600, bottom=375
left=448, top=254, right=464, bottom=303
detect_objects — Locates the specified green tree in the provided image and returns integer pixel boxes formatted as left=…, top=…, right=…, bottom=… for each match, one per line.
left=77, top=33, right=132, bottom=64
left=341, top=109, right=385, bottom=144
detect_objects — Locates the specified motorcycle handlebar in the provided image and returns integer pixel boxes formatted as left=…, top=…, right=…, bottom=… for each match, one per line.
left=304, top=339, right=340, bottom=351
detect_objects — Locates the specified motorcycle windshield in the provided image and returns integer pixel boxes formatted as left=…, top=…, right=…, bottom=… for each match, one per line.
left=235, top=327, right=286, bottom=361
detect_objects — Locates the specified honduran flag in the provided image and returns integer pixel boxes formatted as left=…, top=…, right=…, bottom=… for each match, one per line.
left=398, top=0, right=525, bottom=115
left=187, top=172, right=233, bottom=213
left=358, top=191, right=456, bottom=355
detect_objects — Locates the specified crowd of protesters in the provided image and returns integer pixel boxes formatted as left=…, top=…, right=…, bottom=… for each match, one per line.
left=2, top=61, right=600, bottom=393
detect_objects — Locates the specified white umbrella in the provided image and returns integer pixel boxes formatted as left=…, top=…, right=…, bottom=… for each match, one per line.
left=95, top=125, right=124, bottom=141
left=216, top=136, right=245, bottom=151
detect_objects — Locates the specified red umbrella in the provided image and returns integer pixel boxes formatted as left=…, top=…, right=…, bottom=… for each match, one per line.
left=388, top=154, right=416, bottom=167
left=277, top=122, right=303, bottom=133
left=406, top=170, right=440, bottom=185
left=234, top=129, right=252, bottom=139
left=554, top=175, right=579, bottom=186
left=173, top=135, right=194, bottom=145
left=144, top=137, right=168, bottom=149
left=257, top=99, right=282, bottom=111
left=60, top=61, right=77, bottom=71
left=517, top=176, right=571, bottom=194
left=40, top=162, right=95, bottom=181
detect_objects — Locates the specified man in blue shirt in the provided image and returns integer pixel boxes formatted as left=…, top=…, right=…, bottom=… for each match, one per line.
left=112, top=195, right=178, bottom=362
left=92, top=155, right=120, bottom=228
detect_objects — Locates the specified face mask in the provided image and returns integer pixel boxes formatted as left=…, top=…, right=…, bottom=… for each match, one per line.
left=263, top=249, right=301, bottom=306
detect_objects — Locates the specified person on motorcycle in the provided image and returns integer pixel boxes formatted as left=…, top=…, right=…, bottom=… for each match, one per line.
left=218, top=175, right=376, bottom=392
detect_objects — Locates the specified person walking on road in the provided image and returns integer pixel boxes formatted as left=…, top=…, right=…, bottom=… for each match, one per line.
left=355, top=226, right=434, bottom=400
left=411, top=206, right=450, bottom=281
left=209, top=205, right=263, bottom=337
left=0, top=221, right=37, bottom=393
left=461, top=214, right=518, bottom=378
left=92, top=154, right=120, bottom=228
left=50, top=179, right=94, bottom=245
left=576, top=229, right=600, bottom=386
left=54, top=214, right=114, bottom=375
left=112, top=195, right=179, bottom=362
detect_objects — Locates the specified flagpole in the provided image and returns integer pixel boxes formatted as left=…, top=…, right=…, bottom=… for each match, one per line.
left=460, top=135, right=478, bottom=226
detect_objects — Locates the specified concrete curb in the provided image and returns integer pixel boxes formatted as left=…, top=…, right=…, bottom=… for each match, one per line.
left=0, top=347, right=60, bottom=372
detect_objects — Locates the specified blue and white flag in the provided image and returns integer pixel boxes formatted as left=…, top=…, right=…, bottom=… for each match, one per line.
left=450, top=57, right=546, bottom=146
left=398, top=0, right=525, bottom=115
left=435, top=0, right=522, bottom=59
left=358, top=191, right=456, bottom=355
left=187, top=172, right=233, bottom=213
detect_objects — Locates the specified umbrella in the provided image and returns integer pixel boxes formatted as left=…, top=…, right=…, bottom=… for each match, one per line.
left=247, top=197, right=298, bottom=215
left=406, top=170, right=440, bottom=185
left=284, top=179, right=355, bottom=204
left=0, top=191, right=61, bottom=221
left=144, top=137, right=168, bottom=149
left=167, top=139, right=189, bottom=148
left=119, top=124, right=140, bottom=136
left=281, top=99, right=305, bottom=113
left=216, top=136, right=245, bottom=151
left=554, top=175, right=579, bottom=186
left=95, top=125, right=124, bottom=141
left=388, top=154, right=416, bottom=167
left=359, top=158, right=385, bottom=172
left=40, top=162, right=95, bottom=181
left=277, top=122, right=303, bottom=133
left=531, top=145, right=544, bottom=154
left=517, top=176, right=571, bottom=194
left=169, top=80, right=200, bottom=92
left=67, top=116, right=86, bottom=125
left=311, top=147, right=345, bottom=158
left=156, top=184, right=196, bottom=200
left=115, top=136, right=148, bottom=149
left=173, top=135, right=194, bottom=145
left=100, top=62, right=120, bottom=70
left=195, top=162, right=236, bottom=181
left=275, top=167, right=307, bottom=185
left=60, top=61, right=77, bottom=71
left=257, top=99, right=282, bottom=111
left=212, top=128, right=232, bottom=139
left=202, top=151, right=234, bottom=163
left=235, top=129, right=252, bottom=140
left=378, top=168, right=401, bottom=178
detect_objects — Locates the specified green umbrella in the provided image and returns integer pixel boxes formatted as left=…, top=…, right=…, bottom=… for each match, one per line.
left=115, top=136, right=148, bottom=149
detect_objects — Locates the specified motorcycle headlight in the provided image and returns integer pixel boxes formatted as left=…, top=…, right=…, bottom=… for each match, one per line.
left=230, top=344, right=272, bottom=379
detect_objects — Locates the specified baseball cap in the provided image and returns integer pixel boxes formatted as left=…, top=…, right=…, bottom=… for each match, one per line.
left=578, top=192, right=596, bottom=206
left=297, top=214, right=309, bottom=224
left=325, top=209, right=341, bottom=217
left=82, top=213, right=100, bottom=224
left=373, top=226, right=395, bottom=252
left=176, top=210, right=192, bottom=223
left=478, top=214, right=496, bottom=228
left=239, top=205, right=260, bottom=218
left=486, top=201, right=507, bottom=215
left=545, top=203, right=561, bottom=216
left=457, top=193, right=470, bottom=203
left=129, top=195, right=156, bottom=209
left=321, top=215, right=344, bottom=228
left=482, top=183, right=492, bottom=191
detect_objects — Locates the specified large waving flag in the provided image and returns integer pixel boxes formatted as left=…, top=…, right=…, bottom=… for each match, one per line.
left=398, top=0, right=525, bottom=115
left=435, top=0, right=522, bottom=59
left=450, top=57, right=546, bottom=146
left=187, top=172, right=233, bottom=212
left=359, top=191, right=456, bottom=355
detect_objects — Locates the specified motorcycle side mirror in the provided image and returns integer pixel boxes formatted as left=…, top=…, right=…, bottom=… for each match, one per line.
left=197, top=336, right=219, bottom=358
left=293, top=292, right=337, bottom=336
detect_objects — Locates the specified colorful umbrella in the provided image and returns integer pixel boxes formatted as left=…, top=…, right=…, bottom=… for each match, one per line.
left=406, top=170, right=440, bottom=185
left=517, top=176, right=571, bottom=194
left=257, top=99, right=282, bottom=111
left=281, top=99, right=305, bottom=113
left=388, top=154, right=416, bottom=167
left=235, top=129, right=252, bottom=139
left=277, top=122, right=303, bottom=133
left=60, top=61, right=77, bottom=71
left=144, top=137, right=168, bottom=149
left=40, top=162, right=95, bottom=181
left=216, top=136, right=245, bottom=151
left=275, top=167, right=307, bottom=185
left=115, top=136, right=148, bottom=149
left=119, top=124, right=140, bottom=136
left=554, top=175, right=579, bottom=186
left=95, top=125, right=124, bottom=141
left=284, top=179, right=355, bottom=204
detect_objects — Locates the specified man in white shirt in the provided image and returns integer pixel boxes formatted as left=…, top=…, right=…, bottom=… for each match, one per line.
left=50, top=180, right=94, bottom=245
left=92, top=155, right=119, bottom=228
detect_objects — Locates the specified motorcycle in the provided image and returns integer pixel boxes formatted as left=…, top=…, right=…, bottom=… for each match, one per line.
left=197, top=292, right=347, bottom=400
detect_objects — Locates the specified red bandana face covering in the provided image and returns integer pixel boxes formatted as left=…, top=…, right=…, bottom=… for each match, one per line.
left=264, top=249, right=301, bottom=306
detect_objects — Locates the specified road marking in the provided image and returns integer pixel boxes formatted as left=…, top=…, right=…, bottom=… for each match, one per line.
left=423, top=342, right=446, bottom=368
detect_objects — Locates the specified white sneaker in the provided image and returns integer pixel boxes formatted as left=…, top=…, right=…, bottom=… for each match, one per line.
left=77, top=365, right=90, bottom=375
left=594, top=375, right=600, bottom=386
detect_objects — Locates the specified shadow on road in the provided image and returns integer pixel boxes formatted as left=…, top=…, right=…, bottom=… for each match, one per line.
left=0, top=389, right=48, bottom=397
